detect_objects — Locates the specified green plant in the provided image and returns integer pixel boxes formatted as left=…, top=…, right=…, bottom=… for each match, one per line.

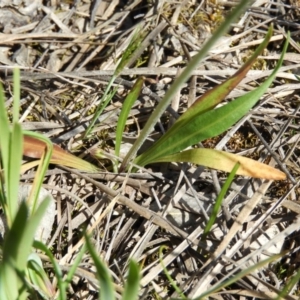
left=84, top=26, right=146, bottom=138
left=0, top=1, right=291, bottom=299
left=116, top=24, right=288, bottom=180
left=0, top=70, right=142, bottom=300
left=0, top=69, right=54, bottom=299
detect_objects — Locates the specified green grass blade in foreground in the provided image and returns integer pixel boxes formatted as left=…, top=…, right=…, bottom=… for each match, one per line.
left=202, top=162, right=240, bottom=241
left=27, top=253, right=55, bottom=298
left=34, top=240, right=66, bottom=300
left=0, top=198, right=50, bottom=299
left=6, top=122, right=23, bottom=227
left=85, top=233, right=115, bottom=300
left=120, top=1, right=251, bottom=170
left=194, top=253, right=284, bottom=300
left=0, top=68, right=23, bottom=227
left=0, top=82, right=10, bottom=174
left=0, top=81, right=10, bottom=228
left=12, top=68, right=20, bottom=123
left=159, top=246, right=187, bottom=300
left=0, top=203, right=29, bottom=300
left=7, top=69, right=22, bottom=225
left=115, top=77, right=144, bottom=157
left=64, top=244, right=86, bottom=290
left=134, top=34, right=289, bottom=167
left=122, top=260, right=140, bottom=300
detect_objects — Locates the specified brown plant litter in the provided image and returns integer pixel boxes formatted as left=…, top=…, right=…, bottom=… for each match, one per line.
left=0, top=0, right=300, bottom=298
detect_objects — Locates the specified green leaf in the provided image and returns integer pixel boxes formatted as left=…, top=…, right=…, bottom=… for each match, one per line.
left=122, top=260, right=140, bottom=300
left=0, top=198, right=50, bottom=299
left=85, top=233, right=115, bottom=300
left=134, top=33, right=289, bottom=167
left=85, top=27, right=146, bottom=138
left=159, top=246, right=187, bottom=299
left=166, top=26, right=273, bottom=137
left=34, top=240, right=66, bottom=299
left=120, top=1, right=251, bottom=170
left=13, top=68, right=20, bottom=123
left=27, top=253, right=55, bottom=298
left=0, top=70, right=24, bottom=227
left=195, top=253, right=285, bottom=300
left=7, top=123, right=23, bottom=225
left=202, top=162, right=240, bottom=241
left=115, top=77, right=144, bottom=157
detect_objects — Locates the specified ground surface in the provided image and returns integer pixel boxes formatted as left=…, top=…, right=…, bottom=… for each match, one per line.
left=1, top=0, right=300, bottom=299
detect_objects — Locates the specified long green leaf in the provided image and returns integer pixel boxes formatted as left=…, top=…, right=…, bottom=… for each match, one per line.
left=134, top=34, right=289, bottom=167
left=115, top=77, right=144, bottom=157
left=0, top=198, right=50, bottom=299
left=121, top=1, right=251, bottom=170
left=202, top=162, right=240, bottom=241
left=122, top=260, right=140, bottom=300
left=0, top=69, right=23, bottom=228
left=27, top=253, right=55, bottom=298
left=7, top=123, right=23, bottom=225
left=0, top=202, right=29, bottom=300
left=85, top=233, right=115, bottom=300
left=16, top=198, right=50, bottom=270
left=159, top=246, right=187, bottom=299
left=165, top=26, right=273, bottom=138
left=34, top=240, right=66, bottom=300
left=85, top=27, right=145, bottom=138
left=195, top=253, right=284, bottom=300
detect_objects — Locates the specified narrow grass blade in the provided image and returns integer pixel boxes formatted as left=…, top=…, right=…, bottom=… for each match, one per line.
left=115, top=26, right=145, bottom=76
left=274, top=267, right=300, bottom=300
left=27, top=253, right=55, bottom=298
left=0, top=198, right=50, bottom=299
left=85, top=233, right=115, bottom=300
left=19, top=197, right=50, bottom=274
left=195, top=253, right=284, bottom=300
left=23, top=134, right=99, bottom=172
left=121, top=1, right=251, bottom=170
left=0, top=83, right=10, bottom=171
left=84, top=78, right=118, bottom=138
left=150, top=148, right=286, bottom=180
left=159, top=246, right=187, bottom=299
left=34, top=240, right=66, bottom=300
left=12, top=68, right=20, bottom=122
left=85, top=27, right=145, bottom=138
left=0, top=69, right=23, bottom=227
left=122, top=260, right=140, bottom=300
left=115, top=77, right=144, bottom=157
left=134, top=34, right=289, bottom=167
left=202, top=162, right=240, bottom=241
left=6, top=122, right=23, bottom=227
left=64, top=244, right=87, bottom=288
left=0, top=202, right=29, bottom=300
